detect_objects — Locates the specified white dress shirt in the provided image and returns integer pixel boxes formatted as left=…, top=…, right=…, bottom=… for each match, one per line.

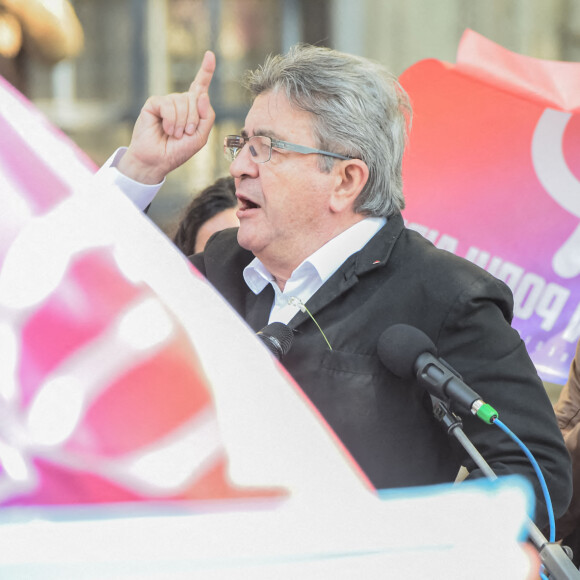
left=243, top=216, right=386, bottom=325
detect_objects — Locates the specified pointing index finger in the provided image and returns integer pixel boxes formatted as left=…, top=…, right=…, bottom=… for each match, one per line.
left=189, top=50, right=216, bottom=93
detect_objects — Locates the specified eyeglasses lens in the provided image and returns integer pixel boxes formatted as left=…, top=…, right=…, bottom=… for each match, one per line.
left=224, top=135, right=271, bottom=163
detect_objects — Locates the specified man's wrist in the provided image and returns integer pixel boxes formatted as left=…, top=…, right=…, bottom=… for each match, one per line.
left=116, top=150, right=165, bottom=185
left=97, top=147, right=164, bottom=211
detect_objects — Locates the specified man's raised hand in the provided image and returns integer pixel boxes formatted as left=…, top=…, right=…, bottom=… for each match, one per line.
left=118, top=50, right=216, bottom=184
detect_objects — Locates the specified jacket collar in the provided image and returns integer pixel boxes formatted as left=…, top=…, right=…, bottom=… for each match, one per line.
left=287, top=212, right=405, bottom=329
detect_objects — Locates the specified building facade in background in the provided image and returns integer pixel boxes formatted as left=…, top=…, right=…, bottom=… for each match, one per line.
left=16, top=0, right=580, bottom=234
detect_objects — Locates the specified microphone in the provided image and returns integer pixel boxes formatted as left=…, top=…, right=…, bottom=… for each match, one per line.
left=379, top=325, right=580, bottom=579
left=257, top=322, right=294, bottom=361
left=377, top=324, right=497, bottom=424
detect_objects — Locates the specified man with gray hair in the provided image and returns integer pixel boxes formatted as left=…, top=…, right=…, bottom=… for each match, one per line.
left=108, top=44, right=571, bottom=528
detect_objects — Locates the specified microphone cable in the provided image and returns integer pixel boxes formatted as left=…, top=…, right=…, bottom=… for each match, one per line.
left=492, top=417, right=555, bottom=543
left=288, top=297, right=332, bottom=351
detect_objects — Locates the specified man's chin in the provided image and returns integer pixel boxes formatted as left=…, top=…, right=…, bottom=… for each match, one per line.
left=236, top=228, right=258, bottom=253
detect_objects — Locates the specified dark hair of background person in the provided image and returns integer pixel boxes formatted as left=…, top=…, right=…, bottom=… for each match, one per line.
left=172, top=176, right=237, bottom=256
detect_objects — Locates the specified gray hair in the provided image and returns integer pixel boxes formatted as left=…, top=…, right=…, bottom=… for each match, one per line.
left=243, top=44, right=412, bottom=217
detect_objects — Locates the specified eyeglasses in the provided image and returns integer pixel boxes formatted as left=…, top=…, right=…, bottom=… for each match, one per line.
left=223, top=134, right=353, bottom=164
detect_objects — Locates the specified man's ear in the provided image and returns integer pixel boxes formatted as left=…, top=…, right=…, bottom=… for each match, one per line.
left=329, top=159, right=369, bottom=213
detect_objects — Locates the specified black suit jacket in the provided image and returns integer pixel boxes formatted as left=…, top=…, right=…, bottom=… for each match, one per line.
left=191, top=212, right=571, bottom=526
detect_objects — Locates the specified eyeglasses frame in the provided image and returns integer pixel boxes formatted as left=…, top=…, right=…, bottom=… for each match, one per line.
left=224, top=134, right=353, bottom=164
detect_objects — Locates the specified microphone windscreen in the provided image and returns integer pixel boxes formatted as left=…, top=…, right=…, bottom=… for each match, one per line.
left=377, top=324, right=437, bottom=380
left=257, top=322, right=294, bottom=359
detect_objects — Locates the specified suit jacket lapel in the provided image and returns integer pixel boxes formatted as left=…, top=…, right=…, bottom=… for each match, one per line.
left=245, top=284, right=275, bottom=332
left=288, top=213, right=405, bottom=330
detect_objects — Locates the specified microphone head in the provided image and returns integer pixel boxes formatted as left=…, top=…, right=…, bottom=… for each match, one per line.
left=257, top=322, right=294, bottom=360
left=377, top=324, right=437, bottom=380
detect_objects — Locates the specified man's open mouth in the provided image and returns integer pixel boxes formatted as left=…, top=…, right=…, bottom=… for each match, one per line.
left=238, top=195, right=260, bottom=211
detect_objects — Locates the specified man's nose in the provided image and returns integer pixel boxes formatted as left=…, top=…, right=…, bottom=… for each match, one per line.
left=230, top=143, right=259, bottom=178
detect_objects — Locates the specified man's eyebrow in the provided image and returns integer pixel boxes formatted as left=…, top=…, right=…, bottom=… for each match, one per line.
left=241, top=128, right=280, bottom=140
left=257, top=129, right=279, bottom=140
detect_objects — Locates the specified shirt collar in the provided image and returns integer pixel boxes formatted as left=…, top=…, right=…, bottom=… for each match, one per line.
left=243, top=216, right=386, bottom=295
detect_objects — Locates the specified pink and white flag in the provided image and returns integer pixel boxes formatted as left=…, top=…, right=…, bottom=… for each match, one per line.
left=0, top=75, right=369, bottom=507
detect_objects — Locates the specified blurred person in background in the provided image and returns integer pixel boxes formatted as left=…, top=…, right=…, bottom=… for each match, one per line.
left=555, top=339, right=580, bottom=566
left=0, top=0, right=83, bottom=93
left=172, top=176, right=238, bottom=255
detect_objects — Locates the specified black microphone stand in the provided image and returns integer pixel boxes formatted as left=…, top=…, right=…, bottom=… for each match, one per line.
left=432, top=397, right=579, bottom=580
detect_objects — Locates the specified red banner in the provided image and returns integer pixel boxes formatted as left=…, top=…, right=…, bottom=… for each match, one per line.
left=401, top=30, right=580, bottom=384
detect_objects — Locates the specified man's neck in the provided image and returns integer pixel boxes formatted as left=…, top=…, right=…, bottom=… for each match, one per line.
left=257, top=255, right=294, bottom=292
